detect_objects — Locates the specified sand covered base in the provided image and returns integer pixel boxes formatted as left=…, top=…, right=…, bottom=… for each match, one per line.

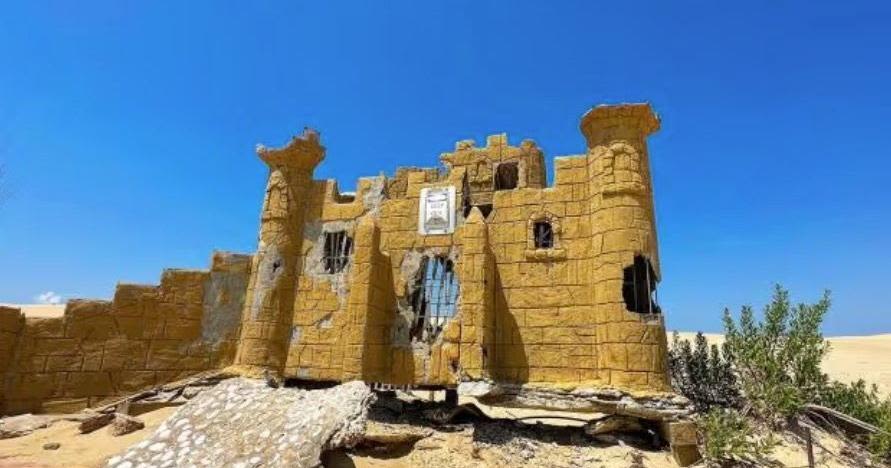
left=0, top=407, right=177, bottom=468
left=0, top=400, right=868, bottom=468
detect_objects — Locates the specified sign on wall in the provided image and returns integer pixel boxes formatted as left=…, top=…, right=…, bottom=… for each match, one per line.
left=418, top=187, right=456, bottom=235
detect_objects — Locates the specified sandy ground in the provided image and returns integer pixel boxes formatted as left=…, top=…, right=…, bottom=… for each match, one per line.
left=0, top=407, right=177, bottom=468
left=0, top=402, right=862, bottom=468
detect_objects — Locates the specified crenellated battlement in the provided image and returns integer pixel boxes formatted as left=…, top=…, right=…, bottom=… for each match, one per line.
left=2, top=102, right=671, bottom=417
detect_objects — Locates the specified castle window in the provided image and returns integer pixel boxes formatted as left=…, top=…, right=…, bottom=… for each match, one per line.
left=409, top=256, right=459, bottom=342
left=533, top=221, right=554, bottom=249
left=322, top=231, right=353, bottom=273
left=622, top=255, right=661, bottom=314
left=494, top=162, right=519, bottom=190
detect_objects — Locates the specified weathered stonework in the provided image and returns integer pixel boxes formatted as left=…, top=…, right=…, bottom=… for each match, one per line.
left=1, top=102, right=674, bottom=414
left=0, top=253, right=250, bottom=415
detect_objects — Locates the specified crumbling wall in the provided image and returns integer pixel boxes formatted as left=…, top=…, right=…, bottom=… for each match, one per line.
left=274, top=106, right=671, bottom=394
left=283, top=176, right=387, bottom=381
left=0, top=252, right=250, bottom=415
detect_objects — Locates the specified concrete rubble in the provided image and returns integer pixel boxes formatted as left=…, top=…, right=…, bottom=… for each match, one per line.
left=105, top=378, right=374, bottom=468
left=0, top=412, right=93, bottom=439
left=108, top=413, right=145, bottom=436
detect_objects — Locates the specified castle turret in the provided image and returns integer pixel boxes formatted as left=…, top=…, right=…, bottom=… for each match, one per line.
left=582, top=104, right=669, bottom=390
left=232, top=129, right=325, bottom=376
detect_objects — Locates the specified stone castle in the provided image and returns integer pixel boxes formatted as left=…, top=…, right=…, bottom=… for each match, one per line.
left=0, top=103, right=672, bottom=415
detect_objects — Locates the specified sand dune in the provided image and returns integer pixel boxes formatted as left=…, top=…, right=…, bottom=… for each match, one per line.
left=0, top=304, right=67, bottom=318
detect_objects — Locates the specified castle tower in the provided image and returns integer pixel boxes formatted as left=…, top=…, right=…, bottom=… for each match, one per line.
left=582, top=104, right=669, bottom=390
left=232, top=129, right=325, bottom=376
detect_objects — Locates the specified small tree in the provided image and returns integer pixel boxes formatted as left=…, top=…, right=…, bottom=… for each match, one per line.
left=722, top=285, right=831, bottom=424
left=669, top=332, right=741, bottom=411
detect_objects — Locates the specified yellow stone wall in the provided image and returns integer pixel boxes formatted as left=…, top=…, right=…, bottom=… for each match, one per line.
left=0, top=103, right=672, bottom=416
left=235, top=102, right=671, bottom=393
left=0, top=252, right=250, bottom=415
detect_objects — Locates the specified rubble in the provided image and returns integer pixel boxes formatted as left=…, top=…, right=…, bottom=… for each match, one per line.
left=108, top=413, right=145, bottom=436
left=106, top=378, right=374, bottom=468
left=0, top=414, right=54, bottom=439
left=78, top=412, right=115, bottom=434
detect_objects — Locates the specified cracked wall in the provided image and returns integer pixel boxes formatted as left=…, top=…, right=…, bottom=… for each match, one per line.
left=271, top=103, right=670, bottom=393
left=0, top=103, right=673, bottom=416
left=0, top=251, right=251, bottom=415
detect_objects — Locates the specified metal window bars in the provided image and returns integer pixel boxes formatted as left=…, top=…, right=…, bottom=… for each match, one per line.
left=409, top=256, right=459, bottom=342
left=533, top=221, right=554, bottom=249
left=322, top=231, right=353, bottom=274
left=622, top=255, right=662, bottom=314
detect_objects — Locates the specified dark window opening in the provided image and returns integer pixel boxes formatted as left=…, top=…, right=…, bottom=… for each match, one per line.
left=494, top=162, right=519, bottom=190
left=533, top=221, right=554, bottom=249
left=323, top=231, right=353, bottom=274
left=462, top=174, right=473, bottom=218
left=409, top=256, right=459, bottom=342
left=622, top=255, right=661, bottom=314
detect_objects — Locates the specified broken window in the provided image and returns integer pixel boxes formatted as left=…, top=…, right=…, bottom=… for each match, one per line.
left=622, top=255, right=661, bottom=314
left=322, top=231, right=353, bottom=274
left=494, top=162, right=519, bottom=190
left=462, top=173, right=473, bottom=218
left=533, top=221, right=554, bottom=249
left=409, top=256, right=459, bottom=342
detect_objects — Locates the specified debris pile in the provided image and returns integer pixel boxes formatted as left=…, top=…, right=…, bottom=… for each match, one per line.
left=106, top=378, right=374, bottom=468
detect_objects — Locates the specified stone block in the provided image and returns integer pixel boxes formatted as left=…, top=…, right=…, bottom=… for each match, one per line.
left=0, top=307, right=24, bottom=333
left=65, top=372, right=114, bottom=398
left=26, top=318, right=65, bottom=338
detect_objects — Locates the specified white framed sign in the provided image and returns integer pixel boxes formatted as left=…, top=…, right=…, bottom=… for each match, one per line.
left=418, top=186, right=456, bottom=235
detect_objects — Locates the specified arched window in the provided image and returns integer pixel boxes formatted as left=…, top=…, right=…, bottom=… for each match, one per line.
left=494, top=162, right=519, bottom=190
left=525, top=212, right=566, bottom=261
left=409, top=256, right=459, bottom=342
left=533, top=221, right=554, bottom=249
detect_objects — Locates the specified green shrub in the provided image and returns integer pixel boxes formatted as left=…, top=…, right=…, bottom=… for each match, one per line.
left=699, top=407, right=777, bottom=466
left=820, top=379, right=891, bottom=461
left=668, top=331, right=741, bottom=411
left=722, top=285, right=831, bottom=424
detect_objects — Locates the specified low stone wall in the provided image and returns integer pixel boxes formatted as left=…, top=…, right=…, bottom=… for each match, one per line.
left=0, top=252, right=251, bottom=415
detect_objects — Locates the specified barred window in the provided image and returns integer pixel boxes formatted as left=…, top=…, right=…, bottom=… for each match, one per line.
left=322, top=231, right=353, bottom=274
left=409, top=256, right=459, bottom=342
left=533, top=221, right=554, bottom=249
left=622, top=255, right=661, bottom=314
left=494, top=162, right=519, bottom=190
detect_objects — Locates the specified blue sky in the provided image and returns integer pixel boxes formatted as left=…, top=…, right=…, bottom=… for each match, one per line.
left=1, top=1, right=889, bottom=335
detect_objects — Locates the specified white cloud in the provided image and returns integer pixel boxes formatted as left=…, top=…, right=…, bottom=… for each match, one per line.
left=35, top=291, right=63, bottom=305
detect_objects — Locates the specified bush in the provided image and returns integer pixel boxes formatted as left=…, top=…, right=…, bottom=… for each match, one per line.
left=820, top=379, right=891, bottom=461
left=722, top=285, right=831, bottom=424
left=699, top=407, right=777, bottom=466
left=669, top=332, right=741, bottom=412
